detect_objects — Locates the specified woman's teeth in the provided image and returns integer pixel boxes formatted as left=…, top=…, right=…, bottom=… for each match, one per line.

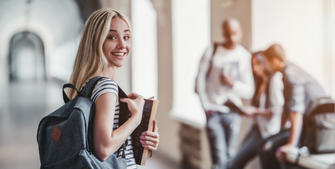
left=113, top=53, right=125, bottom=56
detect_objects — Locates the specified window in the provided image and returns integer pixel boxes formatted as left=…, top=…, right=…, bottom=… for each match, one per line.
left=171, top=0, right=210, bottom=127
left=131, top=0, right=158, bottom=99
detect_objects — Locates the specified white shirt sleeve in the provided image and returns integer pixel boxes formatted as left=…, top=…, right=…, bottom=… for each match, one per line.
left=91, top=78, right=118, bottom=103
left=196, top=44, right=215, bottom=111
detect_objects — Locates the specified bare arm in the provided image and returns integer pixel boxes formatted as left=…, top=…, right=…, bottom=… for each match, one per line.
left=242, top=106, right=272, bottom=116
left=93, top=92, right=144, bottom=161
left=255, top=108, right=272, bottom=115
left=276, top=111, right=303, bottom=163
left=287, top=111, right=303, bottom=146
left=281, top=111, right=287, bottom=128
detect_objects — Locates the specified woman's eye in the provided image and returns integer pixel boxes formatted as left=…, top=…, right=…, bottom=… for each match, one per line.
left=108, top=36, right=116, bottom=40
left=124, top=36, right=130, bottom=40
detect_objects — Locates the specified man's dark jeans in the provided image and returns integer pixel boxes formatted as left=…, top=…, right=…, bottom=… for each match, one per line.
left=206, top=112, right=242, bottom=169
left=228, top=126, right=291, bottom=169
left=228, top=125, right=264, bottom=169
left=259, top=129, right=290, bottom=169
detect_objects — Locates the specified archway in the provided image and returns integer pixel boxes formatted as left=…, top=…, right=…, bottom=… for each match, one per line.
left=8, top=31, right=45, bottom=81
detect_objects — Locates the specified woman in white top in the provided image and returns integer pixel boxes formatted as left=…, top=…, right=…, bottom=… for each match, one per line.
left=67, top=9, right=159, bottom=169
left=228, top=51, right=284, bottom=169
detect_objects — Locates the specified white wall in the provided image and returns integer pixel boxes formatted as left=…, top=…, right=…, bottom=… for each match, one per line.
left=252, top=0, right=330, bottom=96
left=325, top=0, right=335, bottom=98
left=211, top=0, right=252, bottom=50
left=49, top=36, right=80, bottom=81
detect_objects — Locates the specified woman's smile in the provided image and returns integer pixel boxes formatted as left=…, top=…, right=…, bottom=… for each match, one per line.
left=112, top=52, right=126, bottom=56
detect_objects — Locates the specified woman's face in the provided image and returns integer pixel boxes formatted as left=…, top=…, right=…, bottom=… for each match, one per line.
left=103, top=17, right=131, bottom=68
left=252, top=56, right=265, bottom=77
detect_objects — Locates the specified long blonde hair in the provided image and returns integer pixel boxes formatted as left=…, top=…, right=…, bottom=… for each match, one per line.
left=68, top=8, right=131, bottom=99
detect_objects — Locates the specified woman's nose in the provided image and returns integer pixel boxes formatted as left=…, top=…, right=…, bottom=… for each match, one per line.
left=116, top=39, right=125, bottom=49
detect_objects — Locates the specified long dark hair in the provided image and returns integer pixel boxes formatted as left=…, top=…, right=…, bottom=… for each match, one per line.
left=251, top=51, right=271, bottom=107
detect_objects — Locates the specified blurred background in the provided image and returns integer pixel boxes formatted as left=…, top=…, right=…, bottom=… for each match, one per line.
left=0, top=0, right=334, bottom=169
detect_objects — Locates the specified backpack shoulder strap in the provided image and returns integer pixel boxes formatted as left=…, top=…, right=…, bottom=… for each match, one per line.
left=118, top=86, right=130, bottom=127
left=117, top=86, right=130, bottom=157
left=80, top=76, right=105, bottom=98
left=212, top=42, right=218, bottom=56
left=206, top=43, right=218, bottom=79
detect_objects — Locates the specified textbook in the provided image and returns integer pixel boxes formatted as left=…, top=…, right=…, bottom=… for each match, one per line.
left=224, top=99, right=245, bottom=115
left=118, top=87, right=159, bottom=166
left=132, top=98, right=159, bottom=166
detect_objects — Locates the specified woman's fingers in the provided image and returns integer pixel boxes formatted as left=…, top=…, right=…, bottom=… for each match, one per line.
left=140, top=136, right=159, bottom=144
left=141, top=131, right=159, bottom=138
left=140, top=134, right=159, bottom=151
left=127, top=93, right=136, bottom=98
left=140, top=132, right=159, bottom=143
left=140, top=122, right=159, bottom=151
left=140, top=139, right=157, bottom=147
left=127, top=92, right=141, bottom=99
left=120, top=98, right=130, bottom=103
left=120, top=93, right=144, bottom=118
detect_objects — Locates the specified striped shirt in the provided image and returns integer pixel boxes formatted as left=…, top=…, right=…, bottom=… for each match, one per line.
left=91, top=77, right=137, bottom=169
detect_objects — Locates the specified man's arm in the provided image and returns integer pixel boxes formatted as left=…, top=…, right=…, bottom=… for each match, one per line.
left=196, top=45, right=214, bottom=112
left=281, top=111, right=287, bottom=128
left=276, top=82, right=305, bottom=163
left=276, top=111, right=303, bottom=163
left=288, top=111, right=303, bottom=146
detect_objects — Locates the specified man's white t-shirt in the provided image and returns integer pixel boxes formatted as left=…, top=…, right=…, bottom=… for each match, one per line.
left=196, top=44, right=254, bottom=113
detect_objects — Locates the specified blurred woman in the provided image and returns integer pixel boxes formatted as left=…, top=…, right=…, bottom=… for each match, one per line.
left=228, top=51, right=284, bottom=169
left=67, top=8, right=159, bottom=169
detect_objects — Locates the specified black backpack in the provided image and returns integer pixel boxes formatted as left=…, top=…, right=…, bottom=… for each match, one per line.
left=37, top=77, right=128, bottom=169
left=300, top=97, right=335, bottom=154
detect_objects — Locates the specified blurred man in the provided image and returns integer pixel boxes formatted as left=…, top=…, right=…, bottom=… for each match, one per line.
left=196, top=18, right=254, bottom=169
left=261, top=44, right=326, bottom=168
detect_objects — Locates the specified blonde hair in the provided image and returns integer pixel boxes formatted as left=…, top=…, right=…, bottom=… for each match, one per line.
left=68, top=8, right=131, bottom=99
left=263, top=44, right=286, bottom=62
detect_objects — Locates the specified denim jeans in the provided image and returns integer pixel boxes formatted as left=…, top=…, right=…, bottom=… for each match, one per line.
left=206, top=112, right=242, bottom=169
left=228, top=125, right=264, bottom=169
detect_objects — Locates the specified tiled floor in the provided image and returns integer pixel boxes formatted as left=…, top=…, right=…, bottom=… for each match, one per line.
left=0, top=80, right=176, bottom=169
left=0, top=80, right=63, bottom=169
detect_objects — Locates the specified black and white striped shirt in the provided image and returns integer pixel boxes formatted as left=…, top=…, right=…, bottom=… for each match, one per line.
left=91, top=78, right=137, bottom=169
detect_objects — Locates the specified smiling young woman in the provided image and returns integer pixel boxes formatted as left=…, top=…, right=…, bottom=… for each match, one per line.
left=67, top=8, right=159, bottom=169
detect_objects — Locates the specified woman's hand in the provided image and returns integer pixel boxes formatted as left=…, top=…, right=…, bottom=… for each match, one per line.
left=242, top=106, right=258, bottom=116
left=140, top=120, right=159, bottom=151
left=120, top=93, right=144, bottom=121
